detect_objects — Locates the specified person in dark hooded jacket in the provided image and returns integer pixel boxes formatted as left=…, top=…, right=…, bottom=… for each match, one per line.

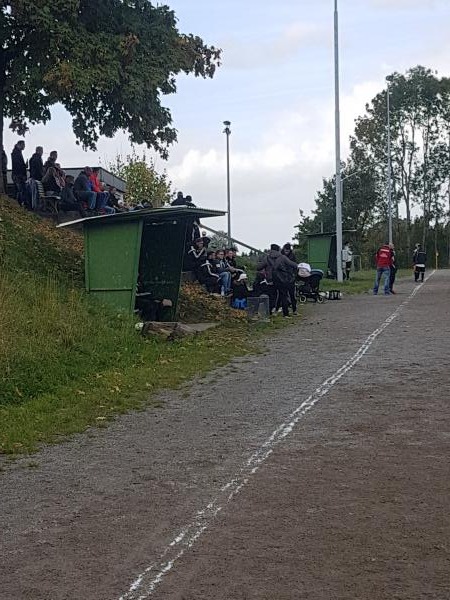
left=257, top=244, right=298, bottom=316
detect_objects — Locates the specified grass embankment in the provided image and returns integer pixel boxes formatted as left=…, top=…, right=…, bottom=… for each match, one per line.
left=320, top=269, right=411, bottom=295
left=0, top=197, right=256, bottom=455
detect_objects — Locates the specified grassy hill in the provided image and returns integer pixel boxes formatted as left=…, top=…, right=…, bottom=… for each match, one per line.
left=0, top=197, right=252, bottom=455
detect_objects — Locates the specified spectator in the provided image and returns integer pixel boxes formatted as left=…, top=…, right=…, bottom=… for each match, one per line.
left=214, top=249, right=233, bottom=295
left=74, top=167, right=96, bottom=212
left=197, top=249, right=221, bottom=293
left=389, top=242, right=397, bottom=294
left=271, top=244, right=298, bottom=317
left=201, top=230, right=211, bottom=248
left=60, top=175, right=85, bottom=216
left=280, top=243, right=298, bottom=315
left=185, top=195, right=196, bottom=207
left=43, top=151, right=58, bottom=174
left=256, top=245, right=279, bottom=312
left=184, top=237, right=207, bottom=274
left=232, top=273, right=249, bottom=308
left=11, top=140, right=27, bottom=205
left=413, top=243, right=427, bottom=283
left=342, top=241, right=353, bottom=281
left=1, top=147, right=7, bottom=193
left=42, top=162, right=65, bottom=194
left=373, top=243, right=393, bottom=295
left=89, top=167, right=114, bottom=213
left=171, top=191, right=185, bottom=206
left=29, top=146, right=44, bottom=181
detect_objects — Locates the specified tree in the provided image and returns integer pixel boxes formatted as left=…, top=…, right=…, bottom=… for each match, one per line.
left=109, top=151, right=173, bottom=207
left=0, top=1, right=221, bottom=192
left=354, top=66, right=450, bottom=257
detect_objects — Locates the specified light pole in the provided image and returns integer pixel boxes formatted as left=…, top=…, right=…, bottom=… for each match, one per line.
left=223, top=120, right=232, bottom=246
left=386, top=82, right=393, bottom=244
left=334, top=0, right=343, bottom=282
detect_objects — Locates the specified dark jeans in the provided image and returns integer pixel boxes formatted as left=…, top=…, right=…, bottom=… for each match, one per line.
left=76, top=190, right=97, bottom=210
left=390, top=267, right=397, bottom=291
left=275, top=282, right=290, bottom=316
left=12, top=174, right=26, bottom=205
left=276, top=282, right=297, bottom=313
left=414, top=266, right=425, bottom=282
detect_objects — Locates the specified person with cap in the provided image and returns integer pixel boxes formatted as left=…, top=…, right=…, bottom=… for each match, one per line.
left=413, top=243, right=427, bottom=283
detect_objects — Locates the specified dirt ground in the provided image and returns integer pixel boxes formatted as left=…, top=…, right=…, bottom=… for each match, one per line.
left=1, top=271, right=449, bottom=600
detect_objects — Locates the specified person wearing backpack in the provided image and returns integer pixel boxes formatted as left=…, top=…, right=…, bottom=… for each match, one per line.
left=413, top=243, right=427, bottom=283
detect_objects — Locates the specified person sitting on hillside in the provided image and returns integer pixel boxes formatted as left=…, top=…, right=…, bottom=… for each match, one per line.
left=74, top=167, right=96, bottom=212
left=184, top=237, right=207, bottom=276
left=214, top=249, right=233, bottom=295
left=43, top=150, right=58, bottom=175
left=231, top=273, right=249, bottom=309
left=42, top=162, right=65, bottom=194
left=89, top=167, right=114, bottom=214
left=197, top=249, right=221, bottom=293
left=60, top=175, right=85, bottom=216
left=29, top=146, right=44, bottom=181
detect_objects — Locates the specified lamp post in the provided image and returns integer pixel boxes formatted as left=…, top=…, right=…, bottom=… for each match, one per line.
left=334, top=0, right=343, bottom=282
left=386, top=82, right=393, bottom=244
left=223, top=120, right=232, bottom=246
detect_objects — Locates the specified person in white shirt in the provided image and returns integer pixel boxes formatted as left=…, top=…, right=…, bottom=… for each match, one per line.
left=342, top=241, right=353, bottom=281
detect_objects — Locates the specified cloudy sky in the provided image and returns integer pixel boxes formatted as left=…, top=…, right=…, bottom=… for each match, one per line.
left=4, top=0, right=450, bottom=248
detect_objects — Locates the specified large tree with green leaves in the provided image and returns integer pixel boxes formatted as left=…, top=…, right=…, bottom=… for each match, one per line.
left=0, top=0, right=221, bottom=192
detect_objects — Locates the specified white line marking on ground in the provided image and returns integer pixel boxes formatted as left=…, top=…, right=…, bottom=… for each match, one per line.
left=119, top=273, right=434, bottom=600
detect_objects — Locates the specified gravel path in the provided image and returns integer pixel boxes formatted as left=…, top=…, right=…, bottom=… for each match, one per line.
left=1, top=271, right=449, bottom=600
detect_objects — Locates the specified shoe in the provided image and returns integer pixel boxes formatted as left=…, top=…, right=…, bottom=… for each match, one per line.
left=384, top=292, right=391, bottom=295
left=373, top=292, right=378, bottom=295
left=292, top=311, right=298, bottom=316
left=283, top=315, right=293, bottom=319
left=390, top=290, right=396, bottom=294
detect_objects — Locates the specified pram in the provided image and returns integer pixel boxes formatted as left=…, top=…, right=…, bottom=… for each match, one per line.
left=295, top=268, right=325, bottom=303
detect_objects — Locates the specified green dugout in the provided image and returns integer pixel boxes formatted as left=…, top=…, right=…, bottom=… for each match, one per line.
left=59, top=206, right=224, bottom=319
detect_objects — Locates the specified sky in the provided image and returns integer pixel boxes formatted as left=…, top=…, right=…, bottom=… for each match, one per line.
left=4, top=0, right=450, bottom=249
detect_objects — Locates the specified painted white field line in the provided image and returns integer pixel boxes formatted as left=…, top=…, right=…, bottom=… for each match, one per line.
left=119, top=273, right=433, bottom=600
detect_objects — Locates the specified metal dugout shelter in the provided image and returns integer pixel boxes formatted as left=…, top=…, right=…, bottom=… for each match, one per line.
left=58, top=206, right=224, bottom=319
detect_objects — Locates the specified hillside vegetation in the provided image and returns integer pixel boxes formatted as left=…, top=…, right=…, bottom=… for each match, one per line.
left=0, top=197, right=252, bottom=454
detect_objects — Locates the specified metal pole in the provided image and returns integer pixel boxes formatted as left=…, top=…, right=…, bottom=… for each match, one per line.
left=223, top=121, right=232, bottom=246
left=387, top=83, right=393, bottom=244
left=334, top=0, right=343, bottom=282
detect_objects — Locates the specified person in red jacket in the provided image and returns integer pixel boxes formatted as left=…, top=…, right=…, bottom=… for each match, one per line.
left=373, top=243, right=393, bottom=295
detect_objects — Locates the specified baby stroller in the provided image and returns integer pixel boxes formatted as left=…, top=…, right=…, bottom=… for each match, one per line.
left=295, top=269, right=325, bottom=303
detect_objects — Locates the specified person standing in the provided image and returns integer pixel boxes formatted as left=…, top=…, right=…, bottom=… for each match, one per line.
left=11, top=140, right=27, bottom=205
left=43, top=151, right=58, bottom=175
left=389, top=243, right=397, bottom=294
left=280, top=243, right=298, bottom=315
left=258, top=244, right=298, bottom=317
left=1, top=147, right=7, bottom=193
left=413, top=243, right=427, bottom=283
left=373, top=243, right=393, bottom=296
left=29, top=146, right=44, bottom=181
left=342, top=241, right=353, bottom=281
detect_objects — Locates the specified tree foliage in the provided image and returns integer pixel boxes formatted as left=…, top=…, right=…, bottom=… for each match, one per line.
left=298, top=65, right=450, bottom=268
left=109, top=151, right=173, bottom=207
left=0, top=0, right=221, bottom=189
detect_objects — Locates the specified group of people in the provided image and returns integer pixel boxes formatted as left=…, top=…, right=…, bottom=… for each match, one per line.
left=373, top=241, right=427, bottom=295
left=185, top=236, right=301, bottom=318
left=4, top=141, right=124, bottom=216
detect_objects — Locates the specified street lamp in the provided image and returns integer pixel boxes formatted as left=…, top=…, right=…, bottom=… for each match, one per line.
left=223, top=120, right=232, bottom=246
left=386, top=82, right=393, bottom=244
left=334, top=0, right=343, bottom=282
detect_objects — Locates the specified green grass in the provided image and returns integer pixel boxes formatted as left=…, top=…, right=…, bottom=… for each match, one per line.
left=0, top=196, right=259, bottom=454
left=319, top=269, right=411, bottom=295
